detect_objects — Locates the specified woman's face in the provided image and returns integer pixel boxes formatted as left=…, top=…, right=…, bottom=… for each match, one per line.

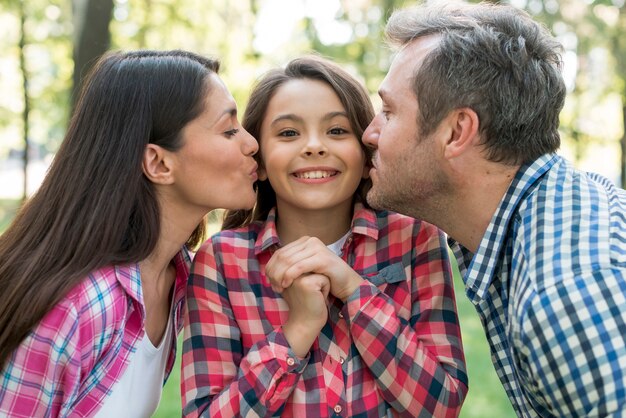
left=168, top=74, right=259, bottom=214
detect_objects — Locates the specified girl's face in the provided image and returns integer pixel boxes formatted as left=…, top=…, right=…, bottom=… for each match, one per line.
left=259, top=78, right=368, bottom=215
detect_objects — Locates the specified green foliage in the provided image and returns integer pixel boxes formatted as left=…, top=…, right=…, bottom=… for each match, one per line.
left=509, top=0, right=626, bottom=176
left=0, top=0, right=72, bottom=158
left=0, top=199, right=20, bottom=233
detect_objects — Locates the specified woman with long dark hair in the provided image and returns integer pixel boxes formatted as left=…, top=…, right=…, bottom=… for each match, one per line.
left=0, top=50, right=258, bottom=417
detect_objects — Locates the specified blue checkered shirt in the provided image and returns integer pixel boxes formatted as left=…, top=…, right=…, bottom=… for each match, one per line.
left=450, top=153, right=626, bottom=417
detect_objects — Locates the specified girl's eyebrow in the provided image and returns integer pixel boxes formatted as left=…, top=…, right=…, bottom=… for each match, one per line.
left=322, top=111, right=349, bottom=121
left=270, top=114, right=303, bottom=127
left=270, top=111, right=348, bottom=127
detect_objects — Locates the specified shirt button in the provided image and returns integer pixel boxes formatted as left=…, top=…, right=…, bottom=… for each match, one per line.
left=334, top=405, right=342, bottom=414
left=338, top=312, right=344, bottom=318
left=339, top=357, right=345, bottom=364
left=286, top=357, right=295, bottom=366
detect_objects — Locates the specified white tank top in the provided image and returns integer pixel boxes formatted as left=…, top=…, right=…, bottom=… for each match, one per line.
left=326, top=231, right=350, bottom=256
left=95, top=304, right=174, bottom=418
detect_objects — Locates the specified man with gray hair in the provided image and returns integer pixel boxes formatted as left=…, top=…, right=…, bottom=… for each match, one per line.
left=362, top=2, right=626, bottom=417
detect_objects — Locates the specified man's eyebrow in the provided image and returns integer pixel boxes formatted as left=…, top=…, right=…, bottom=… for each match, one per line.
left=378, top=88, right=391, bottom=105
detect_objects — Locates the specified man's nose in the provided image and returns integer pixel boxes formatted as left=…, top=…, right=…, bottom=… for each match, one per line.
left=362, top=115, right=381, bottom=148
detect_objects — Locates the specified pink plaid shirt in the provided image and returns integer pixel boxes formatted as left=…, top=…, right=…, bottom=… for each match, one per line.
left=182, top=205, right=468, bottom=417
left=0, top=249, right=190, bottom=418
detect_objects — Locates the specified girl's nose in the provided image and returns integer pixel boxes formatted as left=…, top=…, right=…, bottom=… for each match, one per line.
left=302, top=135, right=327, bottom=157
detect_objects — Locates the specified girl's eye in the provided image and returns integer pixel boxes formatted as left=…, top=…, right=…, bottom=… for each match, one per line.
left=329, top=127, right=348, bottom=135
left=224, top=128, right=239, bottom=137
left=382, top=111, right=390, bottom=121
left=279, top=129, right=298, bottom=138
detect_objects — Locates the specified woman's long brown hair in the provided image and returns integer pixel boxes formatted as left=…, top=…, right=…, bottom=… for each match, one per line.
left=0, top=50, right=219, bottom=368
left=222, top=56, right=375, bottom=230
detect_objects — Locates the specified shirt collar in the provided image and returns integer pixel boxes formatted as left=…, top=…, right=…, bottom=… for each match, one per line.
left=455, top=153, right=560, bottom=302
left=254, top=202, right=379, bottom=255
left=113, top=246, right=191, bottom=306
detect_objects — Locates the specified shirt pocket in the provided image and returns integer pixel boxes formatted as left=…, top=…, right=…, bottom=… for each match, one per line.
left=364, top=262, right=406, bottom=286
left=364, top=262, right=411, bottom=321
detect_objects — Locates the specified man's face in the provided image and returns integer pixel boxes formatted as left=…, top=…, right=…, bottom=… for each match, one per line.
left=362, top=37, right=449, bottom=220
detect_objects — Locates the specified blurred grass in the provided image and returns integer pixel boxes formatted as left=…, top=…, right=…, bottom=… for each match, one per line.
left=0, top=201, right=514, bottom=417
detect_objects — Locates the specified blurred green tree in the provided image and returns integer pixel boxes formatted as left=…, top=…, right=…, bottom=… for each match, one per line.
left=508, top=0, right=626, bottom=184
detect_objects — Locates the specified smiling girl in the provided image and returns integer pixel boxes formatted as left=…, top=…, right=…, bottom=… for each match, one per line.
left=181, top=56, right=468, bottom=418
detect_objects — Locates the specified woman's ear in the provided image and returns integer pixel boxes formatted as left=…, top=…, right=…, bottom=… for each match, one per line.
left=142, top=144, right=175, bottom=185
left=258, top=164, right=268, bottom=181
left=443, top=107, right=480, bottom=160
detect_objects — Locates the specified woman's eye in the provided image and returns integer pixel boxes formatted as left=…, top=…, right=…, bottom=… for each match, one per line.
left=224, top=128, right=239, bottom=137
left=382, top=111, right=390, bottom=121
left=279, top=129, right=298, bottom=137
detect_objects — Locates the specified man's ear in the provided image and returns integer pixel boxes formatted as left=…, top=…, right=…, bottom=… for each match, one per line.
left=142, top=144, right=175, bottom=185
left=443, top=107, right=480, bottom=159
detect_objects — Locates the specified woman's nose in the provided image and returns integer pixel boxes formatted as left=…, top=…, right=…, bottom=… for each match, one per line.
left=241, top=128, right=258, bottom=156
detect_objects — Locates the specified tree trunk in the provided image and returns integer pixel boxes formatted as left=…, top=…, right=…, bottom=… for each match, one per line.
left=18, top=0, right=29, bottom=202
left=71, top=0, right=114, bottom=110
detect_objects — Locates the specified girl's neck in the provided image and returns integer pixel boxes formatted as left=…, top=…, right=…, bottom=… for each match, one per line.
left=275, top=200, right=353, bottom=245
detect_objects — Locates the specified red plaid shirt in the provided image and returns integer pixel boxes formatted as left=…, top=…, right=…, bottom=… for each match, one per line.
left=182, top=204, right=467, bottom=417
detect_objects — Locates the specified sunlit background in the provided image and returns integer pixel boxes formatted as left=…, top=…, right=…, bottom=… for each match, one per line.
left=1, top=1, right=625, bottom=417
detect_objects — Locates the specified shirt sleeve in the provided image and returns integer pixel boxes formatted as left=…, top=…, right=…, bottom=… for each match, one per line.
left=514, top=266, right=626, bottom=417
left=344, top=222, right=468, bottom=418
left=0, top=298, right=83, bottom=418
left=181, top=240, right=307, bottom=418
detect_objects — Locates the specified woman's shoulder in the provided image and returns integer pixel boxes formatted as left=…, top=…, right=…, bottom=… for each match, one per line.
left=62, top=265, right=131, bottom=331
left=17, top=266, right=132, bottom=394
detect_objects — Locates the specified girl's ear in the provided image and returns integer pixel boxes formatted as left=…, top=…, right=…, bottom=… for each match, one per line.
left=361, top=160, right=370, bottom=179
left=142, top=144, right=175, bottom=185
left=258, top=164, right=268, bottom=181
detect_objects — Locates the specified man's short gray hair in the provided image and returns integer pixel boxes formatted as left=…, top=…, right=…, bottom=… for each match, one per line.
left=386, top=2, right=565, bottom=165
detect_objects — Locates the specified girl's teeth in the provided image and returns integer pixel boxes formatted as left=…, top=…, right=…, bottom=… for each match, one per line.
left=298, top=171, right=333, bottom=179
